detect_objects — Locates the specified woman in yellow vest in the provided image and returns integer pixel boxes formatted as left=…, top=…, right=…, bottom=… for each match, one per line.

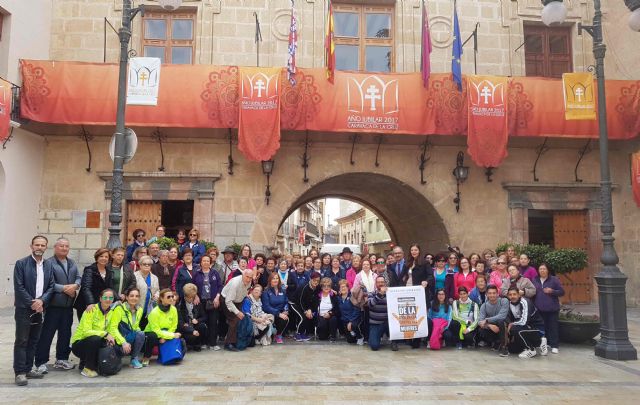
left=108, top=287, right=146, bottom=369
left=71, top=288, right=116, bottom=378
left=142, top=288, right=184, bottom=366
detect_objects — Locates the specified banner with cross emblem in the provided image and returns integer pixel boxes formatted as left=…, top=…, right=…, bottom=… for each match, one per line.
left=466, top=75, right=510, bottom=168
left=238, top=67, right=282, bottom=161
left=562, top=72, right=596, bottom=121
left=126, top=57, right=161, bottom=106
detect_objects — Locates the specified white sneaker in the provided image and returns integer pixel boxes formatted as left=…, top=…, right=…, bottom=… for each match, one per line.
left=539, top=337, right=548, bottom=356
left=519, top=349, right=537, bottom=359
left=35, top=364, right=48, bottom=374
left=551, top=348, right=559, bottom=354
left=213, top=345, right=221, bottom=351
left=53, top=360, right=75, bottom=370
left=356, top=338, right=364, bottom=346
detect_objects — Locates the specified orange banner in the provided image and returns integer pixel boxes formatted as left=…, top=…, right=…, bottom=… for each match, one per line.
left=19, top=61, right=640, bottom=161
left=467, top=76, right=509, bottom=168
left=238, top=67, right=281, bottom=161
left=633, top=152, right=640, bottom=208
left=0, top=78, right=11, bottom=143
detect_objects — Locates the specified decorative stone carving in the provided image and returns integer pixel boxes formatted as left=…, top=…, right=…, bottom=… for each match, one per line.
left=98, top=171, right=221, bottom=200
left=429, top=16, right=454, bottom=49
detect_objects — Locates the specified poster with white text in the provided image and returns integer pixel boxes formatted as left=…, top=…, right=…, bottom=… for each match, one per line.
left=387, top=286, right=428, bottom=340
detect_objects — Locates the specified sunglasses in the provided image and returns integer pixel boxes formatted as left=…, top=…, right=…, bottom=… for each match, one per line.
left=140, top=263, right=152, bottom=266
left=189, top=233, right=197, bottom=236
left=436, top=259, right=446, bottom=262
left=136, top=234, right=145, bottom=238
left=376, top=261, right=385, bottom=264
left=498, top=262, right=507, bottom=265
left=165, top=295, right=175, bottom=299
left=101, top=296, right=114, bottom=301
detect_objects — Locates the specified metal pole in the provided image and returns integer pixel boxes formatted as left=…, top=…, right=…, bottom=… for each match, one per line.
left=106, top=0, right=133, bottom=249
left=591, top=0, right=637, bottom=360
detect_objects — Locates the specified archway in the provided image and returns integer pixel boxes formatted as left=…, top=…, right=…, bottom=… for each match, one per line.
left=278, top=173, right=449, bottom=253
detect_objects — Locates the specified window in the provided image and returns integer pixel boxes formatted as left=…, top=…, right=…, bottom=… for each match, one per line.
left=376, top=218, right=381, bottom=232
left=334, top=4, right=394, bottom=72
left=524, top=24, right=572, bottom=78
left=142, top=10, right=195, bottom=64
left=368, top=221, right=373, bottom=234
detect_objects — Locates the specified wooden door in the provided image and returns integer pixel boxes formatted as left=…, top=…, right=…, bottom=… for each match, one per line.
left=125, top=201, right=162, bottom=245
left=553, top=210, right=592, bottom=304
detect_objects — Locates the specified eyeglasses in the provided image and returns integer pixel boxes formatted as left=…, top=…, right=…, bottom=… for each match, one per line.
left=140, top=263, right=152, bottom=266
left=449, top=257, right=457, bottom=260
left=101, top=296, right=114, bottom=301
left=136, top=234, right=145, bottom=238
left=30, top=312, right=43, bottom=325
left=497, top=262, right=507, bottom=265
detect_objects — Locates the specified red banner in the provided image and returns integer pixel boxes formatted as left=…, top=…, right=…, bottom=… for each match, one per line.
left=18, top=61, right=640, bottom=167
left=633, top=152, right=640, bottom=208
left=0, top=78, right=11, bottom=143
left=467, top=76, right=509, bottom=168
left=238, top=67, right=281, bottom=161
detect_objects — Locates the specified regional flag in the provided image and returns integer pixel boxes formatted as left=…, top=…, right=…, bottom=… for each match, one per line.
left=287, top=0, right=298, bottom=86
left=325, top=0, right=336, bottom=84
left=421, top=0, right=433, bottom=88
left=562, top=72, right=596, bottom=120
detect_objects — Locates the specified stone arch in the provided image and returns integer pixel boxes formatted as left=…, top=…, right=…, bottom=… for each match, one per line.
left=276, top=172, right=449, bottom=253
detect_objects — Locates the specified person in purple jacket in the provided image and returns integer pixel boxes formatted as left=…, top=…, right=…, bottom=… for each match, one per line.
left=192, top=255, right=223, bottom=350
left=532, top=263, right=565, bottom=354
left=518, top=254, right=538, bottom=281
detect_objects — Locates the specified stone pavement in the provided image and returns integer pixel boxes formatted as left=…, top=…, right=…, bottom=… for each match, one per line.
left=0, top=305, right=639, bottom=404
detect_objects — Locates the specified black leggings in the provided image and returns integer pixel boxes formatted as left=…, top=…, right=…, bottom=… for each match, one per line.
left=204, top=308, right=219, bottom=346
left=273, top=315, right=289, bottom=335
left=182, top=323, right=208, bottom=348
left=317, top=315, right=338, bottom=340
left=71, top=336, right=104, bottom=371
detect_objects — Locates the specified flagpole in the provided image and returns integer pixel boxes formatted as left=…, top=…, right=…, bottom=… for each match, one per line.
left=254, top=12, right=262, bottom=67
left=462, top=23, right=479, bottom=75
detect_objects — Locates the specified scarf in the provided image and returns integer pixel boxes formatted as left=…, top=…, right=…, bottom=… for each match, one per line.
left=158, top=302, right=171, bottom=313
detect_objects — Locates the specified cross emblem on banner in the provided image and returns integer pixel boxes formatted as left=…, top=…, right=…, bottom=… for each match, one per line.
left=139, top=71, right=148, bottom=86
left=480, top=86, right=492, bottom=104
left=254, top=79, right=266, bottom=97
left=365, top=85, right=382, bottom=111
left=575, top=87, right=584, bottom=102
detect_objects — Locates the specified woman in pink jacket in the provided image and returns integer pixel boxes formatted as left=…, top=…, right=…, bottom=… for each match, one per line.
left=454, top=257, right=477, bottom=299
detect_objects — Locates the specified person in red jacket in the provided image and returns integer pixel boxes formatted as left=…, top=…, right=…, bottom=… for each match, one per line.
left=454, top=257, right=477, bottom=299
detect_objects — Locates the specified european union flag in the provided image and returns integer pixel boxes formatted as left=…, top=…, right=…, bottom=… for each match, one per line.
left=451, top=3, right=463, bottom=91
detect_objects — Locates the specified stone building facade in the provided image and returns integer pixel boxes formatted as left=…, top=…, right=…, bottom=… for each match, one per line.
left=0, top=0, right=639, bottom=307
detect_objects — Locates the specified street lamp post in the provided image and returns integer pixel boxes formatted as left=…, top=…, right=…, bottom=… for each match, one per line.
left=106, top=0, right=144, bottom=249
left=541, top=0, right=637, bottom=360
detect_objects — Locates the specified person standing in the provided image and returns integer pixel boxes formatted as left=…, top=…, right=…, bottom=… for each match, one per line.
left=388, top=246, right=405, bottom=279
left=147, top=225, right=166, bottom=245
left=339, top=247, right=353, bottom=273
left=532, top=263, right=564, bottom=354
left=109, top=247, right=136, bottom=301
left=35, top=238, right=80, bottom=374
left=126, top=229, right=146, bottom=263
left=13, top=235, right=55, bottom=386
left=76, top=248, right=113, bottom=321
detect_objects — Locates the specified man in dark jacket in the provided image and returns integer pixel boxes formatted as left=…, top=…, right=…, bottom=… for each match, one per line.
left=505, top=287, right=547, bottom=359
left=291, top=272, right=320, bottom=342
left=34, top=238, right=80, bottom=373
left=368, top=275, right=395, bottom=351
left=13, top=235, right=55, bottom=386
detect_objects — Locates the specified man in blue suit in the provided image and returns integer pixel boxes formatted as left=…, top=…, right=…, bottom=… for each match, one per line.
left=13, top=235, right=55, bottom=386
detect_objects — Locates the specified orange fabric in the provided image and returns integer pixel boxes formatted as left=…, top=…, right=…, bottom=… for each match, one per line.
left=325, top=1, right=335, bottom=84
left=237, top=67, right=281, bottom=162
left=19, top=60, right=640, bottom=147
left=466, top=76, right=509, bottom=168
left=0, top=78, right=10, bottom=142
left=633, top=152, right=640, bottom=208
left=562, top=73, right=596, bottom=121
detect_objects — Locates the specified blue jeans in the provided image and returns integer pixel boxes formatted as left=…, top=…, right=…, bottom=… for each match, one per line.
left=115, top=331, right=146, bottom=360
left=14, top=307, right=43, bottom=375
left=35, top=306, right=74, bottom=366
left=368, top=322, right=389, bottom=351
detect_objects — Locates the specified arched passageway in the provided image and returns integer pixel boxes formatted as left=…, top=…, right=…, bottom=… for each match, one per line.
left=279, top=173, right=450, bottom=253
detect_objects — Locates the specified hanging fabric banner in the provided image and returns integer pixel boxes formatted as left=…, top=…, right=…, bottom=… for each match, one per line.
left=127, top=57, right=162, bottom=106
left=0, top=78, right=11, bottom=143
left=237, top=67, right=282, bottom=161
left=633, top=152, right=640, bottom=208
left=562, top=73, right=596, bottom=121
left=466, top=75, right=510, bottom=168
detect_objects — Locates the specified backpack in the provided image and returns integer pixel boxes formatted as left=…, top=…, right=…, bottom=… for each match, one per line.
left=98, top=345, right=122, bottom=376
left=158, top=338, right=184, bottom=365
left=235, top=316, right=254, bottom=351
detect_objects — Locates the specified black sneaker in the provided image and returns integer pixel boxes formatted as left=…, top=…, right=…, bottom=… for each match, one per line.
left=499, top=347, right=509, bottom=357
left=224, top=344, right=239, bottom=352
left=391, top=341, right=399, bottom=351
left=26, top=370, right=45, bottom=379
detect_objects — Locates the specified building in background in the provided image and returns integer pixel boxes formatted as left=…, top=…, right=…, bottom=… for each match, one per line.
left=278, top=199, right=325, bottom=255
left=335, top=205, right=391, bottom=256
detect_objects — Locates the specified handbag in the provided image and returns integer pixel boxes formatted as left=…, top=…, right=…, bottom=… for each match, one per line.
left=98, top=345, right=122, bottom=376
left=158, top=338, right=184, bottom=365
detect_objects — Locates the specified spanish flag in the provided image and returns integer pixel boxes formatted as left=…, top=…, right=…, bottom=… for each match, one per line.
left=324, top=0, right=335, bottom=84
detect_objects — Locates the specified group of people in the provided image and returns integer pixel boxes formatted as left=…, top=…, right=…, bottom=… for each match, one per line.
left=13, top=227, right=565, bottom=386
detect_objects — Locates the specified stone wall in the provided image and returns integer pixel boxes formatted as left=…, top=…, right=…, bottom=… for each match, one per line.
left=47, top=0, right=640, bottom=81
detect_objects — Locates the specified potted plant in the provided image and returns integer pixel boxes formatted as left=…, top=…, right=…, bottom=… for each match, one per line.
left=544, top=248, right=599, bottom=343
left=156, top=237, right=178, bottom=251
